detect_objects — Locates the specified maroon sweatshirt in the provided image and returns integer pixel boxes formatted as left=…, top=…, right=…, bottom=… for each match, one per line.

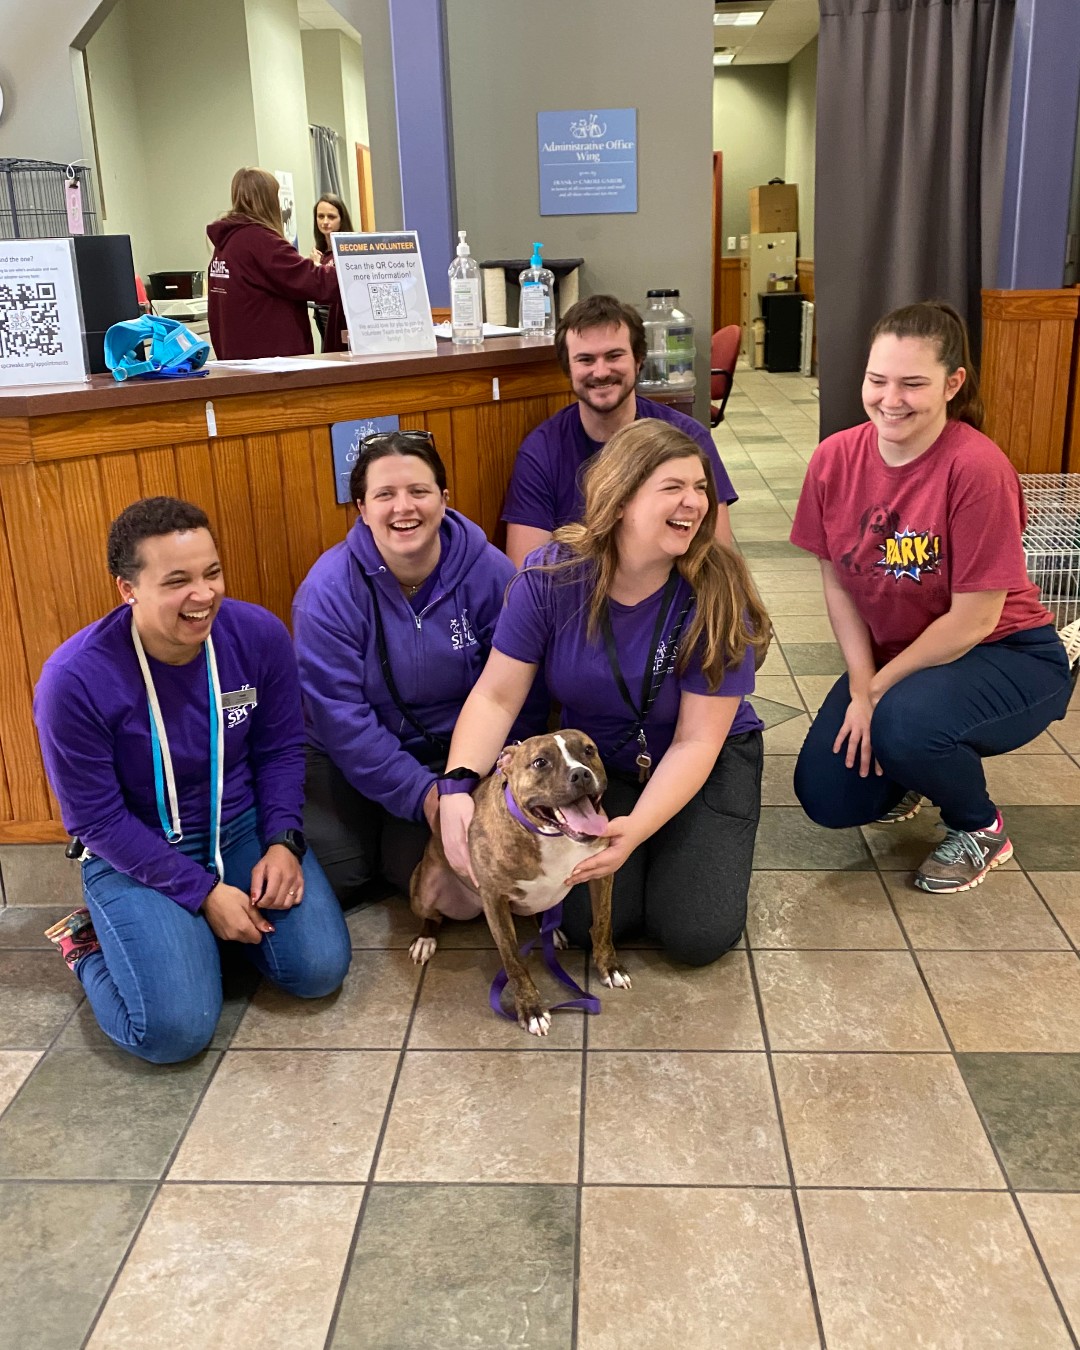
left=206, top=217, right=341, bottom=359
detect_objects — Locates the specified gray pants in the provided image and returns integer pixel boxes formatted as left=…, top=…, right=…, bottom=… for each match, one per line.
left=303, top=747, right=430, bottom=907
left=560, top=730, right=763, bottom=966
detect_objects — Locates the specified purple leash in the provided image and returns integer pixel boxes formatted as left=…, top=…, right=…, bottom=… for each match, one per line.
left=488, top=780, right=602, bottom=1020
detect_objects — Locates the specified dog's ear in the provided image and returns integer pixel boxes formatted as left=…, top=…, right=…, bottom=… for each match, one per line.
left=495, top=743, right=518, bottom=777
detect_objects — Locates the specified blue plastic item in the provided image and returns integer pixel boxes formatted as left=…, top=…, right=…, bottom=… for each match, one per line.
left=103, top=315, right=211, bottom=382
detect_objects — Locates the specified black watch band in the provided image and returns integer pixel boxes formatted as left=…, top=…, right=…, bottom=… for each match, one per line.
left=266, top=828, right=306, bottom=861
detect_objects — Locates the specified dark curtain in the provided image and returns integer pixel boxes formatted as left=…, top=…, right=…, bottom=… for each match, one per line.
left=310, top=125, right=343, bottom=199
left=815, top=0, right=1015, bottom=437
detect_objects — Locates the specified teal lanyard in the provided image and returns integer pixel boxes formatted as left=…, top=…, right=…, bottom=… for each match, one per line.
left=132, top=621, right=225, bottom=880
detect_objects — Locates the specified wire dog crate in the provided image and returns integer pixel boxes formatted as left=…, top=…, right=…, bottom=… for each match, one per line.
left=0, top=159, right=100, bottom=240
left=1020, top=474, right=1080, bottom=632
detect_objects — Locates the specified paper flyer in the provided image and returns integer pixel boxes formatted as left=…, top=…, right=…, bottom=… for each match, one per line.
left=330, top=231, right=437, bottom=356
left=0, top=238, right=89, bottom=387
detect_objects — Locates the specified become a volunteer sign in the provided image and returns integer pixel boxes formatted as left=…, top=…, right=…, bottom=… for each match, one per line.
left=331, top=231, right=436, bottom=356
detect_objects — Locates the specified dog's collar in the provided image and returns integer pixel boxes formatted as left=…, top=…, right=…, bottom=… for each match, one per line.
left=503, top=781, right=562, bottom=836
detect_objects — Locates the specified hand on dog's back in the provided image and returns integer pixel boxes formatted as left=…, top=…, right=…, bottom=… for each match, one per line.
left=438, top=793, right=479, bottom=887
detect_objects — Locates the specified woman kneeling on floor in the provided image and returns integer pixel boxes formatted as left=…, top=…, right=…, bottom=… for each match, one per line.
left=34, top=497, right=352, bottom=1064
left=790, top=301, right=1073, bottom=893
left=438, top=420, right=769, bottom=965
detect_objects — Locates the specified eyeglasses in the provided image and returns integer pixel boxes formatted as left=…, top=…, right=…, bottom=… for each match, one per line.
left=358, top=428, right=435, bottom=454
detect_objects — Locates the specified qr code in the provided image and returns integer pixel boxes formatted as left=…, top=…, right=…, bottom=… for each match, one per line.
left=0, top=283, right=63, bottom=358
left=367, top=281, right=406, bottom=320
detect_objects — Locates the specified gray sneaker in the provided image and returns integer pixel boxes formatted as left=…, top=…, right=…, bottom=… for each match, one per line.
left=876, top=791, right=923, bottom=824
left=914, top=817, right=1013, bottom=893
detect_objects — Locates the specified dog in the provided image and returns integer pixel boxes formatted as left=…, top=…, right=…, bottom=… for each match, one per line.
left=409, top=730, right=632, bottom=1035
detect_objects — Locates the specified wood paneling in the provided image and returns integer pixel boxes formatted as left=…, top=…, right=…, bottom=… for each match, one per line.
left=0, top=352, right=571, bottom=840
left=981, top=288, right=1080, bottom=474
left=718, top=257, right=741, bottom=333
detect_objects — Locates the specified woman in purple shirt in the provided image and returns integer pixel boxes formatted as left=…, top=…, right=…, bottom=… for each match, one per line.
left=438, top=421, right=769, bottom=964
left=33, top=497, right=351, bottom=1064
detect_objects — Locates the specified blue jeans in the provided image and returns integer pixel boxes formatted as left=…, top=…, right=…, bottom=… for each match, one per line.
left=77, top=808, right=352, bottom=1064
left=795, top=625, right=1072, bottom=833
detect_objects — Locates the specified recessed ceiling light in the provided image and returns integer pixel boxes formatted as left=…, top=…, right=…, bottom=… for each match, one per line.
left=713, top=53, right=735, bottom=64
left=714, top=10, right=763, bottom=25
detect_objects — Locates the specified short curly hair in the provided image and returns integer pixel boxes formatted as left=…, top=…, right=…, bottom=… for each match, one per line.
left=107, top=497, right=214, bottom=581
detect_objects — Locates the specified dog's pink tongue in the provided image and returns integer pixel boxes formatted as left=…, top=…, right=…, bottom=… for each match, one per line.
left=559, top=797, right=607, bottom=837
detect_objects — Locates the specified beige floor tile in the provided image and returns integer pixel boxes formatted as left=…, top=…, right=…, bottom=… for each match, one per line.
left=794, top=675, right=835, bottom=712
left=762, top=714, right=812, bottom=755
left=885, top=870, right=1071, bottom=950
left=756, top=645, right=793, bottom=678
left=232, top=950, right=418, bottom=1049
left=748, top=871, right=904, bottom=950
left=1028, top=873, right=1080, bottom=944
left=734, top=518, right=795, bottom=542
left=985, top=755, right=1080, bottom=805
left=587, top=950, right=763, bottom=1051
left=770, top=615, right=836, bottom=643
left=802, top=1190, right=1070, bottom=1350
left=578, top=1188, right=818, bottom=1350
left=919, top=951, right=1080, bottom=1051
left=754, top=575, right=825, bottom=595
left=754, top=951, right=947, bottom=1051
left=761, top=755, right=799, bottom=805
left=346, top=898, right=415, bottom=948
left=761, top=593, right=828, bottom=617
left=584, top=1052, right=786, bottom=1185
left=1006, top=730, right=1068, bottom=754
left=774, top=1053, right=1003, bottom=1188
left=753, top=675, right=802, bottom=707
left=168, top=1050, right=397, bottom=1182
left=1051, top=711, right=1080, bottom=753
left=0, top=1050, right=40, bottom=1113
left=377, top=1050, right=581, bottom=1183
left=87, top=1184, right=362, bottom=1350
left=408, top=949, right=587, bottom=1050
left=1020, top=1194, right=1080, bottom=1332
left=729, top=487, right=783, bottom=509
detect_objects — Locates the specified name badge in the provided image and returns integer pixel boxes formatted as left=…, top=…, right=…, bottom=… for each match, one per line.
left=220, top=686, right=257, bottom=710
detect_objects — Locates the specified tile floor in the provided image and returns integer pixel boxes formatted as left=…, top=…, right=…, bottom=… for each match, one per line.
left=2, top=371, right=1080, bottom=1347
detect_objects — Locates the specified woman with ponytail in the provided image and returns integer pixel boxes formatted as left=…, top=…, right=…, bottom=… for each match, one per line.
left=437, top=419, right=768, bottom=965
left=791, top=301, right=1072, bottom=893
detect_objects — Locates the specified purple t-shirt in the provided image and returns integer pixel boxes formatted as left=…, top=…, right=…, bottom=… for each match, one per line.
left=34, top=598, right=304, bottom=913
left=493, top=549, right=762, bottom=777
left=501, top=395, right=738, bottom=532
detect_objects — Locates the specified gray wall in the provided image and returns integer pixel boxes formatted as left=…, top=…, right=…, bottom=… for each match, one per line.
left=712, top=65, right=789, bottom=255
left=0, top=0, right=103, bottom=161
left=446, top=0, right=715, bottom=411
left=785, top=38, right=817, bottom=258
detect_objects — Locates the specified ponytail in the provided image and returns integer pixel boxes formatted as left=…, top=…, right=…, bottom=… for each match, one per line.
left=870, top=300, right=984, bottom=430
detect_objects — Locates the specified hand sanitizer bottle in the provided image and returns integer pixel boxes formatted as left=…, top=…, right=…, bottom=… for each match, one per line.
left=518, top=242, right=555, bottom=339
left=448, top=230, right=483, bottom=345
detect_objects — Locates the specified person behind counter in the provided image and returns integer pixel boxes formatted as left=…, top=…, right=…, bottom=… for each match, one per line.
left=309, top=193, right=353, bottom=348
left=293, top=431, right=543, bottom=908
left=34, top=497, right=352, bottom=1064
left=207, top=167, right=341, bottom=360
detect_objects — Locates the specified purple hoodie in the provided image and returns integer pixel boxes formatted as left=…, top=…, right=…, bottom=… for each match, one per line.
left=33, top=599, right=305, bottom=913
left=293, top=510, right=540, bottom=822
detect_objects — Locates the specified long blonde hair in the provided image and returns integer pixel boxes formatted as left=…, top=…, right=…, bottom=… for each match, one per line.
left=223, top=167, right=284, bottom=237
left=545, top=419, right=769, bottom=689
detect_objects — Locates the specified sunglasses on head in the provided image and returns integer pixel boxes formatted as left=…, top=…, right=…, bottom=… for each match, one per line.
left=358, top=428, right=435, bottom=454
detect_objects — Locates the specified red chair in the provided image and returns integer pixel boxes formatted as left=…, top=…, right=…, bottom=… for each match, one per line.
left=709, top=324, right=741, bottom=427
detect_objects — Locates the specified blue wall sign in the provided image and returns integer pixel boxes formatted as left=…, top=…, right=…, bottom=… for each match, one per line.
left=331, top=415, right=400, bottom=505
left=537, top=108, right=637, bottom=216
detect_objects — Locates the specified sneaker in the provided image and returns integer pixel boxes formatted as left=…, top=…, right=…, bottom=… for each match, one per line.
left=914, top=814, right=1013, bottom=893
left=877, top=791, right=923, bottom=824
left=44, top=908, right=101, bottom=971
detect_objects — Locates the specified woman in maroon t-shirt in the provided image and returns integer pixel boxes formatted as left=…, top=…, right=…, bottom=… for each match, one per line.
left=790, top=301, right=1073, bottom=893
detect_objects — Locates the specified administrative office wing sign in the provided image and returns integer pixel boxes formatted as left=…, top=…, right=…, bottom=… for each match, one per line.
left=331, top=231, right=437, bottom=356
left=537, top=108, right=637, bottom=216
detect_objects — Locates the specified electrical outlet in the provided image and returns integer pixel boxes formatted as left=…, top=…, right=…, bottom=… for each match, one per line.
left=727, top=236, right=736, bottom=252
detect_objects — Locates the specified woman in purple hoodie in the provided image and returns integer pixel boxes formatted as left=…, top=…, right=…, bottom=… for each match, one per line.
left=34, top=498, right=352, bottom=1064
left=293, top=431, right=541, bottom=906
left=207, top=167, right=341, bottom=360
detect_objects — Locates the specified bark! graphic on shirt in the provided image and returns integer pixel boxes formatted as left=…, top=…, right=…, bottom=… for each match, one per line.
left=876, top=528, right=941, bottom=582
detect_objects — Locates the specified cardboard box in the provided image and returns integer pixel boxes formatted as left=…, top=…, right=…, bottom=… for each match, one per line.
left=766, top=277, right=794, bottom=292
left=750, top=183, right=798, bottom=234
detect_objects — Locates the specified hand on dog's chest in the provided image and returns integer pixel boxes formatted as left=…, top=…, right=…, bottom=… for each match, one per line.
left=508, top=834, right=606, bottom=915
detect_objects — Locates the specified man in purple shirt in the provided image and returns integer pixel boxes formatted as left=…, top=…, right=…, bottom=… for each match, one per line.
left=502, top=294, right=738, bottom=566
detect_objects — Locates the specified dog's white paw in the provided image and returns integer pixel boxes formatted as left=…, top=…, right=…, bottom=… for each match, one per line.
left=602, top=969, right=632, bottom=990
left=409, top=935, right=437, bottom=965
left=526, top=1012, right=552, bottom=1037
left=551, top=926, right=569, bottom=950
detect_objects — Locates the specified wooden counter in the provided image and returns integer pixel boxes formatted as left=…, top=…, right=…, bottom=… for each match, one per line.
left=0, top=339, right=572, bottom=842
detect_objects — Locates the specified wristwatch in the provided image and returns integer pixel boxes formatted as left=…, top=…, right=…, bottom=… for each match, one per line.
left=266, top=828, right=307, bottom=860
left=436, top=767, right=482, bottom=797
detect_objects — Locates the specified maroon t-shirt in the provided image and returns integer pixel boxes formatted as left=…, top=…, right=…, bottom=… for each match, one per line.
left=790, top=419, right=1053, bottom=663
left=206, top=217, right=340, bottom=360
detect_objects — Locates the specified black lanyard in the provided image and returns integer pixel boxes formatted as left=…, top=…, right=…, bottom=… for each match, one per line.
left=599, top=570, right=693, bottom=780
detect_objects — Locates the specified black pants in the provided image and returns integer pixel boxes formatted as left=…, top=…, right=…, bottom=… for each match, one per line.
left=303, top=747, right=430, bottom=907
left=560, top=730, right=763, bottom=967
